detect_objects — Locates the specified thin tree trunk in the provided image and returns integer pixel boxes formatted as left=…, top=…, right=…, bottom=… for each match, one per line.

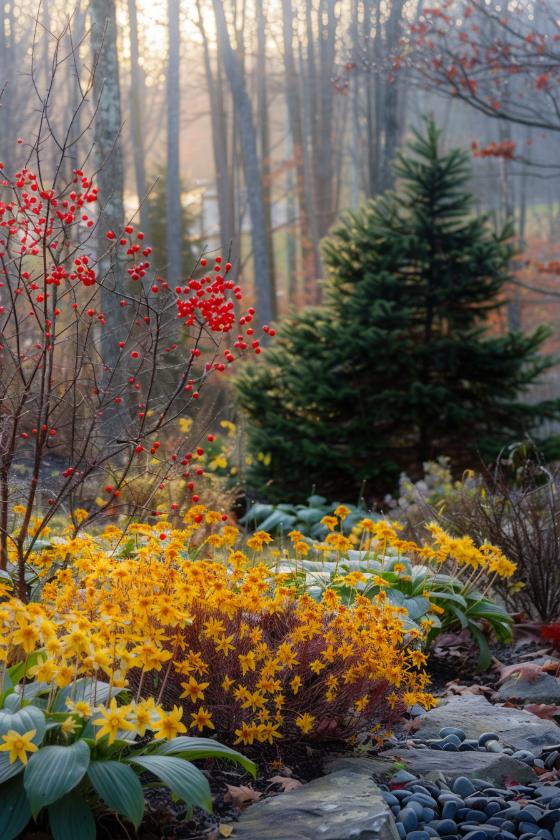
left=197, top=0, right=235, bottom=258
left=212, top=0, right=276, bottom=325
left=256, top=0, right=276, bottom=294
left=282, top=0, right=320, bottom=302
left=166, top=0, right=182, bottom=285
left=127, top=0, right=150, bottom=236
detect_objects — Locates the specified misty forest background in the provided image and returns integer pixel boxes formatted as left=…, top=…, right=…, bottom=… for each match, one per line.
left=2, top=0, right=560, bottom=500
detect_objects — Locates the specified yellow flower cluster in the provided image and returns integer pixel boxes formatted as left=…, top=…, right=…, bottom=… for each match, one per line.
left=0, top=509, right=434, bottom=746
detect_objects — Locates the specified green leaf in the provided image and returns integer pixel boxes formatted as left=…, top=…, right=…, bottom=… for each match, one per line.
left=48, top=789, right=95, bottom=840
left=130, top=755, right=212, bottom=812
left=469, top=623, right=492, bottom=672
left=0, top=703, right=46, bottom=744
left=88, top=760, right=145, bottom=828
left=25, top=739, right=90, bottom=816
left=0, top=776, right=32, bottom=840
left=152, top=736, right=256, bottom=777
left=52, top=677, right=120, bottom=712
left=7, top=651, right=44, bottom=687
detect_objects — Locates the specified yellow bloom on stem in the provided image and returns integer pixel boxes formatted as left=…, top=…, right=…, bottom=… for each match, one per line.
left=11, top=621, right=39, bottom=654
left=179, top=676, right=209, bottom=702
left=131, top=702, right=153, bottom=737
left=290, top=675, right=302, bottom=695
left=334, top=505, right=351, bottom=520
left=154, top=705, right=187, bottom=740
left=0, top=729, right=38, bottom=765
left=60, top=716, right=78, bottom=737
left=190, top=706, right=215, bottom=732
left=94, top=698, right=135, bottom=745
left=295, top=713, right=315, bottom=735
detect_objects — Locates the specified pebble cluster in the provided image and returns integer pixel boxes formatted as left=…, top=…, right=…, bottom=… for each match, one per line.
left=382, top=728, right=560, bottom=840
left=407, top=727, right=560, bottom=771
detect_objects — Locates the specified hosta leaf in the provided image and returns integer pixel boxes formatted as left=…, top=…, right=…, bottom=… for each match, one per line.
left=152, top=736, right=256, bottom=777
left=88, top=760, right=145, bottom=828
left=0, top=775, right=32, bottom=840
left=0, top=704, right=46, bottom=744
left=48, top=790, right=95, bottom=840
left=25, top=740, right=90, bottom=815
left=130, top=755, right=212, bottom=812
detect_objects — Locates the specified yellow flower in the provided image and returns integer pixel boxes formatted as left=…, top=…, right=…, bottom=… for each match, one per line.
left=154, top=705, right=187, bottom=740
left=94, top=698, right=135, bottom=745
left=60, top=716, right=78, bottom=737
left=290, top=675, right=302, bottom=695
left=66, top=700, right=92, bottom=718
left=180, top=676, right=209, bottom=703
left=190, top=706, right=215, bottom=732
left=295, top=713, right=315, bottom=735
left=334, top=505, right=351, bottom=520
left=11, top=621, right=40, bottom=654
left=0, top=729, right=38, bottom=765
left=222, top=675, right=234, bottom=692
left=131, top=702, right=153, bottom=737
left=320, top=515, right=338, bottom=531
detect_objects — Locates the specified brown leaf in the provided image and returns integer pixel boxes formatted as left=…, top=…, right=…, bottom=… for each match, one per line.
left=525, top=703, right=560, bottom=720
left=268, top=775, right=303, bottom=792
left=224, top=784, right=262, bottom=809
left=496, top=662, right=545, bottom=685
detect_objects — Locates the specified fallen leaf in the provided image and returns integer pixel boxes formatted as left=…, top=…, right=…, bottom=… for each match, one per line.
left=496, top=662, right=546, bottom=685
left=224, top=784, right=262, bottom=809
left=268, top=775, right=303, bottom=792
left=525, top=703, right=560, bottom=720
left=219, top=825, right=234, bottom=837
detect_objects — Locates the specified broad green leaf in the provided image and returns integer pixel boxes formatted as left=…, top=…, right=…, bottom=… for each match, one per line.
left=25, top=739, right=90, bottom=815
left=130, top=755, right=212, bottom=812
left=238, top=503, right=273, bottom=525
left=152, top=736, right=256, bottom=777
left=0, top=704, right=46, bottom=745
left=48, top=790, right=95, bottom=840
left=258, top=510, right=297, bottom=532
left=403, top=596, right=430, bottom=621
left=88, top=760, right=145, bottom=828
left=0, top=775, right=32, bottom=840
left=427, top=591, right=468, bottom=608
left=53, top=677, right=120, bottom=712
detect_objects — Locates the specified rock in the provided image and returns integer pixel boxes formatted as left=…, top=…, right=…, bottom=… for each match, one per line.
left=497, top=674, right=560, bottom=705
left=416, top=696, right=560, bottom=756
left=232, top=769, right=400, bottom=840
left=454, top=777, right=476, bottom=796
left=393, top=770, right=420, bottom=784
left=440, top=728, right=467, bottom=742
left=479, top=734, right=501, bottom=748
left=484, top=742, right=503, bottom=754
left=383, top=751, right=535, bottom=787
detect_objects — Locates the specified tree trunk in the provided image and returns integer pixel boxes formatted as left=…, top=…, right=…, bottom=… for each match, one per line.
left=127, top=0, right=150, bottom=237
left=166, top=0, right=182, bottom=286
left=90, top=0, right=129, bottom=439
left=212, top=0, right=276, bottom=325
left=281, top=0, right=320, bottom=303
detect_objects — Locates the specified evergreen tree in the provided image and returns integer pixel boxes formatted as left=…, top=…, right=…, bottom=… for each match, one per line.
left=236, top=119, right=559, bottom=502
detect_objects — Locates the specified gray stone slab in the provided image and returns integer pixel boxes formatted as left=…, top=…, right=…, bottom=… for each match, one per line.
left=326, top=751, right=535, bottom=786
left=232, top=769, right=399, bottom=840
left=497, top=673, right=560, bottom=705
left=415, top=694, right=560, bottom=754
